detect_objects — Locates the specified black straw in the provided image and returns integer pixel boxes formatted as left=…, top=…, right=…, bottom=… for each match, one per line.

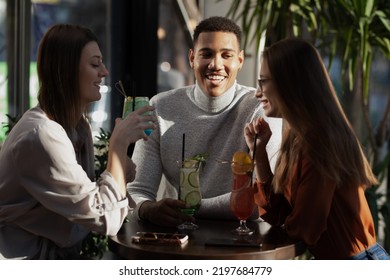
left=130, top=77, right=137, bottom=112
left=252, top=134, right=257, bottom=161
left=182, top=133, right=185, bottom=167
left=179, top=133, right=186, bottom=200
left=131, top=79, right=136, bottom=111
left=250, top=134, right=257, bottom=186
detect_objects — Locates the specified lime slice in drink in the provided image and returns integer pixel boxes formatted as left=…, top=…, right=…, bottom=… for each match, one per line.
left=188, top=171, right=199, bottom=187
left=183, top=159, right=198, bottom=168
left=185, top=191, right=201, bottom=206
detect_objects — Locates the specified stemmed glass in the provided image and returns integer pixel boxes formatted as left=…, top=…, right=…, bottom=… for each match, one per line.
left=230, top=152, right=255, bottom=235
left=177, top=160, right=202, bottom=231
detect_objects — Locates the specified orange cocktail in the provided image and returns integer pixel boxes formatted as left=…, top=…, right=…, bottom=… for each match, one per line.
left=231, top=173, right=255, bottom=220
left=230, top=151, right=255, bottom=235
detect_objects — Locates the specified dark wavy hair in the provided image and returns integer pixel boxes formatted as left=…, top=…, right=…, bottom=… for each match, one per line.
left=37, top=24, right=98, bottom=131
left=263, top=38, right=378, bottom=191
left=193, top=16, right=241, bottom=47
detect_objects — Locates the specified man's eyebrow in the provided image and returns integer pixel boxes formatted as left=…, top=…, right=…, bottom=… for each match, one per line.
left=197, top=47, right=236, bottom=52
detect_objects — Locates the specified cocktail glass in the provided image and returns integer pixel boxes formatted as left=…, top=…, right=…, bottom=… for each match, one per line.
left=122, top=96, right=153, bottom=136
left=178, top=161, right=201, bottom=231
left=230, top=154, right=255, bottom=235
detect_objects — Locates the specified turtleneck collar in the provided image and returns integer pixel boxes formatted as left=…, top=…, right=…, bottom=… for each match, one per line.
left=191, top=81, right=237, bottom=113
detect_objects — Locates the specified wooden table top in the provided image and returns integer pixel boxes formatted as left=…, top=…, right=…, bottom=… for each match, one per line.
left=108, top=219, right=306, bottom=260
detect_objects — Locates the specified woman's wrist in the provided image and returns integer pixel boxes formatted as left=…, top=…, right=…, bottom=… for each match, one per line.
left=254, top=148, right=268, bottom=163
left=109, top=132, right=129, bottom=153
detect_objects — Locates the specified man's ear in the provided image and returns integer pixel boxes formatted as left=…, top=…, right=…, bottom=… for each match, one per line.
left=238, top=50, right=244, bottom=71
left=188, top=49, right=194, bottom=68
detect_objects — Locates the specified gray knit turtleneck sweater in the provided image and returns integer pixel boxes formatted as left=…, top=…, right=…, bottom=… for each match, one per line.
left=127, top=82, right=282, bottom=221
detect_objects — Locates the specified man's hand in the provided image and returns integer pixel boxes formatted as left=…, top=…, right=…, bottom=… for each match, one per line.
left=139, top=199, right=195, bottom=227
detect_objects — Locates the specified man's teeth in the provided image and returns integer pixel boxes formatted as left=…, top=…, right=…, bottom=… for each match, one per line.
left=208, top=75, right=224, bottom=80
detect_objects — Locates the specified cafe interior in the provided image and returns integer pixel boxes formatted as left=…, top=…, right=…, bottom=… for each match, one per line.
left=1, top=0, right=390, bottom=261
left=0, top=0, right=258, bottom=142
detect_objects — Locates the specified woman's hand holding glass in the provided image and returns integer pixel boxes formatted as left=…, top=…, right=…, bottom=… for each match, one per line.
left=113, top=105, right=157, bottom=145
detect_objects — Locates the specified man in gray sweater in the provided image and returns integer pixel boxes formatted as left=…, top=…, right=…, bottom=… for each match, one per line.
left=127, top=16, right=281, bottom=227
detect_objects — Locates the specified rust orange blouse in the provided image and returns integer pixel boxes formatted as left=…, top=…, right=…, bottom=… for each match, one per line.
left=254, top=155, right=376, bottom=259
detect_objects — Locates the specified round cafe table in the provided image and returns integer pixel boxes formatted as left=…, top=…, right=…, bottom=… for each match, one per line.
left=108, top=219, right=306, bottom=260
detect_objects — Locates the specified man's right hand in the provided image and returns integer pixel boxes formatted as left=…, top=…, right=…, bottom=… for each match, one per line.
left=139, top=199, right=195, bottom=227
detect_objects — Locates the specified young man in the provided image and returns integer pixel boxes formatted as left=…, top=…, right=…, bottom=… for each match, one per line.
left=127, top=16, right=282, bottom=227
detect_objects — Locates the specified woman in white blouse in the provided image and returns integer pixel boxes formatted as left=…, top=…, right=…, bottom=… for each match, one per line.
left=0, top=24, right=156, bottom=259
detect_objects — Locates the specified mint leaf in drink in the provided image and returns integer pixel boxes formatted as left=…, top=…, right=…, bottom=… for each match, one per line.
left=184, top=153, right=208, bottom=170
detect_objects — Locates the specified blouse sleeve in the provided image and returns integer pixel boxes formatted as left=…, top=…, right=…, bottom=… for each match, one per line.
left=254, top=180, right=292, bottom=226
left=15, top=121, right=128, bottom=236
left=254, top=157, right=337, bottom=247
left=283, top=158, right=336, bottom=246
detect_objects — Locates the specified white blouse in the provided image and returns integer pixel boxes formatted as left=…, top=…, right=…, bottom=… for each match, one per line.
left=0, top=106, right=129, bottom=259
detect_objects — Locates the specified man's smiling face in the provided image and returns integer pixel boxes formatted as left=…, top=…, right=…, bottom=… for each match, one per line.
left=189, top=31, right=244, bottom=97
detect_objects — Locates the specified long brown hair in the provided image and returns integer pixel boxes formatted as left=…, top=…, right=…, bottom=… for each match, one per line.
left=263, top=38, right=378, bottom=192
left=37, top=24, right=98, bottom=131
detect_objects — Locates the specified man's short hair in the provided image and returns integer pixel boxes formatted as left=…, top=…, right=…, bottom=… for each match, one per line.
left=193, top=16, right=242, bottom=47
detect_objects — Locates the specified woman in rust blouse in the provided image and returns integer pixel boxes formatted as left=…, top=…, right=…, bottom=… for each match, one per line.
left=245, top=38, right=390, bottom=260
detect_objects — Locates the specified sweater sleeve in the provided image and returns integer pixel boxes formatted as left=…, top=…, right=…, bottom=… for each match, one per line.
left=197, top=192, right=259, bottom=220
left=126, top=120, right=164, bottom=221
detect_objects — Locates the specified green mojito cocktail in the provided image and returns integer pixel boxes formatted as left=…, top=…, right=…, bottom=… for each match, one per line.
left=178, top=160, right=202, bottom=230
left=122, top=96, right=153, bottom=136
left=180, top=167, right=201, bottom=215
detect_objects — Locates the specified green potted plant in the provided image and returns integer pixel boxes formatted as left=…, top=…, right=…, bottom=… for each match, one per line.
left=81, top=128, right=112, bottom=259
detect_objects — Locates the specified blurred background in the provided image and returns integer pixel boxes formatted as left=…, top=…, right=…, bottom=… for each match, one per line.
left=1, top=0, right=390, bottom=251
left=0, top=0, right=260, bottom=140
